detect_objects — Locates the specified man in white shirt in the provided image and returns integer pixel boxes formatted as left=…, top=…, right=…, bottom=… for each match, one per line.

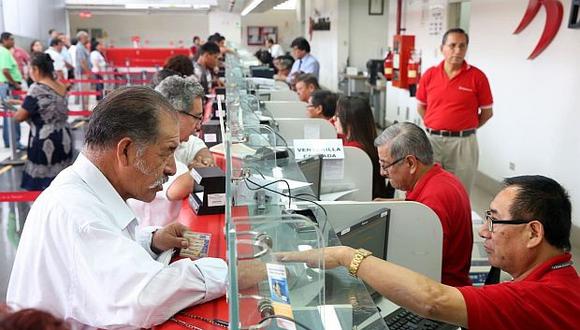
left=58, top=34, right=74, bottom=78
left=68, top=37, right=77, bottom=76
left=129, top=75, right=215, bottom=227
left=45, top=38, right=66, bottom=80
left=266, top=38, right=285, bottom=58
left=7, top=86, right=228, bottom=329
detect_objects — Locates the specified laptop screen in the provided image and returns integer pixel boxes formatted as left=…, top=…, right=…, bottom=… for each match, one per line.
left=297, top=154, right=323, bottom=200
left=336, top=207, right=390, bottom=296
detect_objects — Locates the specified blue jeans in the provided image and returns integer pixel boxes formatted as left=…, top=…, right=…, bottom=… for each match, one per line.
left=1, top=84, right=21, bottom=148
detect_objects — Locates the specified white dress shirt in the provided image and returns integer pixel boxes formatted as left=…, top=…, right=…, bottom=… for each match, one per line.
left=175, top=135, right=208, bottom=165
left=7, top=153, right=227, bottom=330
left=45, top=47, right=67, bottom=79
left=128, top=136, right=208, bottom=227
left=61, top=46, right=73, bottom=67
left=269, top=44, right=285, bottom=58
left=69, top=44, right=77, bottom=69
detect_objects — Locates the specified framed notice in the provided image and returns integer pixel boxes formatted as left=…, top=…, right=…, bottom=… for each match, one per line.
left=247, top=26, right=278, bottom=46
left=369, top=0, right=384, bottom=16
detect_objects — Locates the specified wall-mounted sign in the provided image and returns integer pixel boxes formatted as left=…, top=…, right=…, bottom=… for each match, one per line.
left=79, top=11, right=92, bottom=19
left=569, top=0, right=580, bottom=29
left=428, top=4, right=445, bottom=36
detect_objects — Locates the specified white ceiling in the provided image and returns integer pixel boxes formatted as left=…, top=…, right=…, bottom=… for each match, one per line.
left=64, top=0, right=287, bottom=13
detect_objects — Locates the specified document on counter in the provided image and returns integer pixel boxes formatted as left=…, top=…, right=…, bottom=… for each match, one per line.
left=209, top=142, right=257, bottom=158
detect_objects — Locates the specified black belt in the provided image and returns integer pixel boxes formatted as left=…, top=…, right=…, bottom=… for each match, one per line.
left=426, top=128, right=476, bottom=137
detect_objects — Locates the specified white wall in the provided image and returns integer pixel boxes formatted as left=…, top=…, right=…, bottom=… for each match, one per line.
left=470, top=0, right=580, bottom=242
left=3, top=0, right=66, bottom=39
left=385, top=0, right=580, bottom=244
left=209, top=10, right=241, bottom=45
left=304, top=0, right=350, bottom=90
left=348, top=0, right=390, bottom=70
left=241, top=9, right=299, bottom=54
left=386, top=0, right=448, bottom=72
left=69, top=12, right=209, bottom=47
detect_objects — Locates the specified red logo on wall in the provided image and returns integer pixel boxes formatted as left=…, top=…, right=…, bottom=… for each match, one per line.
left=513, top=0, right=563, bottom=59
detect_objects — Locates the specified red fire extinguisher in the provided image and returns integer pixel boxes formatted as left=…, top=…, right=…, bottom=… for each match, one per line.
left=407, top=49, right=421, bottom=85
left=384, top=48, right=394, bottom=81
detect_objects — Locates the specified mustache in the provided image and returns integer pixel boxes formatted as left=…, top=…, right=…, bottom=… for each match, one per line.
left=148, top=175, right=168, bottom=189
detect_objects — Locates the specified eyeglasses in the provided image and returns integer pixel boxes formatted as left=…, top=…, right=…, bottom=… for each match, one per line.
left=379, top=157, right=405, bottom=172
left=180, top=111, right=203, bottom=121
left=484, top=210, right=533, bottom=233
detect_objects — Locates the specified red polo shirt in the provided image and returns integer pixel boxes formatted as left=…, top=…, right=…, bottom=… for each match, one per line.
left=458, top=253, right=580, bottom=330
left=339, top=134, right=365, bottom=150
left=406, top=164, right=473, bottom=286
left=416, top=61, right=493, bottom=131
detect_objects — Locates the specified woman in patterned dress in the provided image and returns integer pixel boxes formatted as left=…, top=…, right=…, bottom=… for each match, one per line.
left=14, top=52, right=73, bottom=190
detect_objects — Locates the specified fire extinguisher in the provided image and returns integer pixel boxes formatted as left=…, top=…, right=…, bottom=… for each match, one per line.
left=384, top=47, right=394, bottom=81
left=407, top=49, right=421, bottom=85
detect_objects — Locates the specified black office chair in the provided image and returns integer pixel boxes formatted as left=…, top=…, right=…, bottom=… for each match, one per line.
left=484, top=266, right=501, bottom=285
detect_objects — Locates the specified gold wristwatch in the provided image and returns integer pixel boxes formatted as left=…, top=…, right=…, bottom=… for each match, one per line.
left=348, top=248, right=372, bottom=278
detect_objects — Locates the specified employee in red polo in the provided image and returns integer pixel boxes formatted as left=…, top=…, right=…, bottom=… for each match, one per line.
left=416, top=28, right=493, bottom=194
left=374, top=122, right=473, bottom=287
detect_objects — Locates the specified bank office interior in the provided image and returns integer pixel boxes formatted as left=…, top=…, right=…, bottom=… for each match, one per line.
left=0, top=0, right=579, bottom=323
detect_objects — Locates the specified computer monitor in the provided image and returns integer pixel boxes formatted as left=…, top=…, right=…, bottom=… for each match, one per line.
left=336, top=207, right=390, bottom=296
left=250, top=65, right=275, bottom=79
left=297, top=154, right=323, bottom=200
left=256, top=93, right=271, bottom=102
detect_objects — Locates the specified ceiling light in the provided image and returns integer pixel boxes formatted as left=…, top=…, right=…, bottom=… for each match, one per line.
left=124, top=3, right=193, bottom=10
left=274, top=0, right=296, bottom=10
left=241, top=0, right=264, bottom=16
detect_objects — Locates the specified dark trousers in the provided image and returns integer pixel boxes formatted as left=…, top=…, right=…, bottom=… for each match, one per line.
left=94, top=74, right=104, bottom=101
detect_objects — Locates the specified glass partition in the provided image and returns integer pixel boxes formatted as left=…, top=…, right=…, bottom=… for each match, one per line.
left=223, top=52, right=387, bottom=329
left=231, top=214, right=326, bottom=329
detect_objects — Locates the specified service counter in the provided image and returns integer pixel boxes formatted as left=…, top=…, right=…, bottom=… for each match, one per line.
left=154, top=201, right=388, bottom=329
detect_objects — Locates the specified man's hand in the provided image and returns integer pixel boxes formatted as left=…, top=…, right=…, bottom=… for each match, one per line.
left=277, top=246, right=355, bottom=269
left=237, top=260, right=268, bottom=290
left=151, top=222, right=190, bottom=252
left=190, top=156, right=215, bottom=168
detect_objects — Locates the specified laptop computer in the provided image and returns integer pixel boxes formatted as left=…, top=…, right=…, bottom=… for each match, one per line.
left=296, top=154, right=323, bottom=200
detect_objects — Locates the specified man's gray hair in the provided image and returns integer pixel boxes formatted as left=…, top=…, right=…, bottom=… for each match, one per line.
left=278, top=58, right=293, bottom=70
left=84, top=86, right=177, bottom=153
left=76, top=30, right=88, bottom=39
left=155, top=75, right=204, bottom=112
left=374, top=122, right=434, bottom=165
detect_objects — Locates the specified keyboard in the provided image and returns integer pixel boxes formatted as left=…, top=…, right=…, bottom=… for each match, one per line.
left=384, top=307, right=458, bottom=330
